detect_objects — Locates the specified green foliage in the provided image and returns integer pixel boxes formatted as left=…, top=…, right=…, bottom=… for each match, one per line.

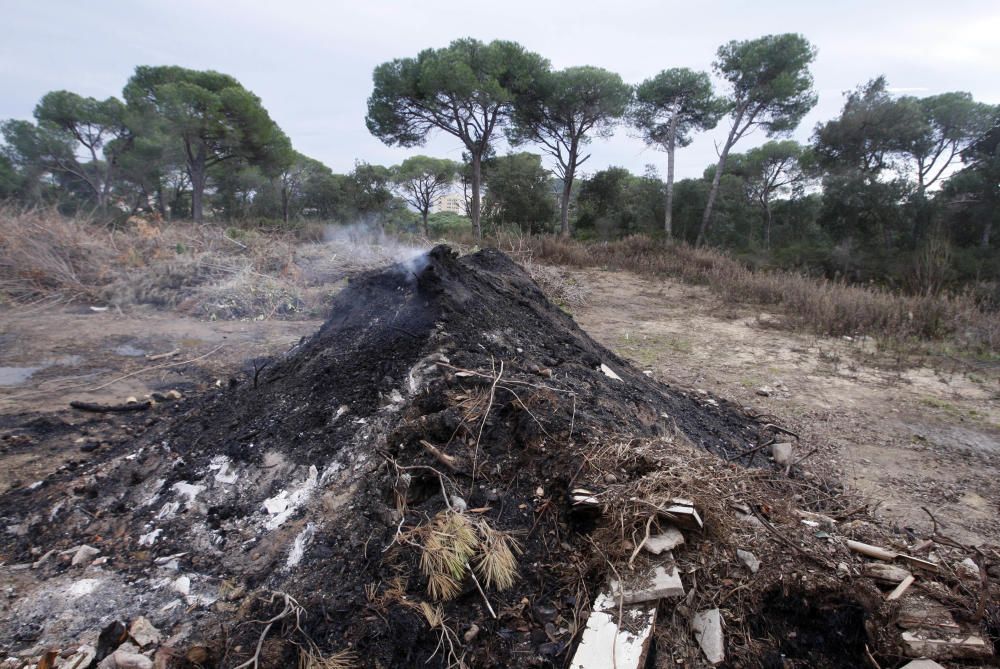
left=632, top=68, right=724, bottom=149
left=124, top=65, right=292, bottom=221
left=366, top=38, right=548, bottom=237
left=575, top=166, right=665, bottom=239
left=509, top=65, right=631, bottom=233
left=391, top=155, right=460, bottom=233
left=482, top=152, right=555, bottom=233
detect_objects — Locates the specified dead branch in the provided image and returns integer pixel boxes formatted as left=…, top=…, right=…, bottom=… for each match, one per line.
left=69, top=400, right=151, bottom=413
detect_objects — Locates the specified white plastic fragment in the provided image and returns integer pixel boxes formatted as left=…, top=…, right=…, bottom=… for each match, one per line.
left=172, top=574, right=191, bottom=596
left=286, top=522, right=316, bottom=569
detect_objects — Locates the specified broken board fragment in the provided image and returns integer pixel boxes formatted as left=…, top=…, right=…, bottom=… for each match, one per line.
left=847, top=540, right=938, bottom=572
left=691, top=608, right=725, bottom=665
left=897, top=596, right=961, bottom=633
left=610, top=564, right=685, bottom=605
left=863, top=562, right=911, bottom=583
left=599, top=363, right=623, bottom=381
left=571, top=591, right=656, bottom=669
left=660, top=498, right=703, bottom=531
left=901, top=631, right=992, bottom=661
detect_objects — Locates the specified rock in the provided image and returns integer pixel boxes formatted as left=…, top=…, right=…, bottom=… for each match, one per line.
left=736, top=549, right=760, bottom=574
left=957, top=557, right=980, bottom=579
left=71, top=544, right=100, bottom=566
left=172, top=575, right=191, bottom=596
left=611, top=564, right=684, bottom=604
left=449, top=496, right=467, bottom=513
left=534, top=603, right=558, bottom=623
left=900, top=661, right=946, bottom=669
left=463, top=623, right=479, bottom=643
left=129, top=616, right=161, bottom=648
left=642, top=527, right=685, bottom=555
left=837, top=562, right=850, bottom=578
left=771, top=442, right=794, bottom=466
left=691, top=608, right=724, bottom=665
left=165, top=390, right=183, bottom=400
left=755, top=387, right=773, bottom=397
left=97, top=650, right=154, bottom=669
left=60, top=646, right=97, bottom=669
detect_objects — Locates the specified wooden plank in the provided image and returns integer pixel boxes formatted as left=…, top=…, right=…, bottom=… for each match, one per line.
left=570, top=591, right=656, bottom=669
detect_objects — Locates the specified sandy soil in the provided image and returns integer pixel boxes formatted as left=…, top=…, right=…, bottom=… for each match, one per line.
left=565, top=266, right=1000, bottom=546
left=1, top=263, right=997, bottom=546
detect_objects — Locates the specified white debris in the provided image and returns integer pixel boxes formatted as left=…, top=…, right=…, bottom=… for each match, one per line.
left=599, top=363, right=623, bottom=381
left=262, top=465, right=318, bottom=529
left=138, top=528, right=163, bottom=546
left=957, top=557, right=980, bottom=579
left=286, top=522, right=316, bottom=569
left=156, top=502, right=179, bottom=520
left=736, top=549, right=760, bottom=574
left=611, top=564, right=685, bottom=604
left=691, top=608, right=725, bottom=665
left=60, top=645, right=97, bottom=669
left=171, top=481, right=205, bottom=505
left=210, top=455, right=239, bottom=485
left=68, top=578, right=101, bottom=597
left=571, top=590, right=656, bottom=669
left=71, top=544, right=100, bottom=566
left=642, top=527, right=685, bottom=555
left=172, top=575, right=191, bottom=596
left=450, top=496, right=467, bottom=513
left=900, top=661, right=946, bottom=669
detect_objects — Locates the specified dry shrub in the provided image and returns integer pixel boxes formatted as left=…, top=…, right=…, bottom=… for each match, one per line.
left=484, top=232, right=1000, bottom=354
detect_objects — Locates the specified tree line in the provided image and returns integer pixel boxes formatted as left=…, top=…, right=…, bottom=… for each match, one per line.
left=1, top=35, right=997, bottom=288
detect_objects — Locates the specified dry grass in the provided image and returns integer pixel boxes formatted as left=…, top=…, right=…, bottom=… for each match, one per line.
left=469, top=232, right=1000, bottom=356
left=0, top=207, right=320, bottom=319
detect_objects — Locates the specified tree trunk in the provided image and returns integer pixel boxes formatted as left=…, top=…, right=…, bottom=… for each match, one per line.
left=697, top=109, right=744, bottom=246
left=281, top=183, right=290, bottom=223
left=982, top=214, right=994, bottom=249
left=664, top=117, right=678, bottom=240
left=470, top=152, right=483, bottom=239
left=422, top=209, right=430, bottom=237
left=559, top=160, right=575, bottom=237
left=189, top=145, right=207, bottom=223
left=764, top=198, right=773, bottom=250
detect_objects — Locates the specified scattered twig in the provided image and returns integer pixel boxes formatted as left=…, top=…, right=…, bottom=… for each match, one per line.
left=88, top=343, right=226, bottom=391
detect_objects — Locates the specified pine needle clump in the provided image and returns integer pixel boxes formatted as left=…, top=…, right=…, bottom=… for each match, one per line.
left=417, top=510, right=521, bottom=600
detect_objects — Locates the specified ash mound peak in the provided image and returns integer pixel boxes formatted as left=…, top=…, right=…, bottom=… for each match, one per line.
left=1, top=246, right=771, bottom=667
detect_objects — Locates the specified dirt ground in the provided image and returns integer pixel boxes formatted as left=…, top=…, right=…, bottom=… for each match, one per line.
left=564, top=266, right=1000, bottom=547
left=1, top=260, right=997, bottom=548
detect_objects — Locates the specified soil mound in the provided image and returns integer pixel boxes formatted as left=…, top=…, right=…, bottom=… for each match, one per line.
left=0, top=246, right=993, bottom=668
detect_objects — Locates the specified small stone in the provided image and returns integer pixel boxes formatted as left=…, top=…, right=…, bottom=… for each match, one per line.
left=771, top=442, right=794, bottom=466
left=450, top=496, right=467, bottom=513
left=464, top=623, right=479, bottom=643
left=129, top=616, right=161, bottom=648
left=837, top=562, right=850, bottom=578
left=611, top=564, right=684, bottom=604
left=98, top=650, right=153, bottom=669
left=71, top=545, right=100, bottom=566
left=535, top=486, right=544, bottom=497
left=755, top=386, right=773, bottom=397
left=172, top=575, right=191, bottom=596
left=604, top=473, right=618, bottom=484
left=957, top=557, right=980, bottom=580
left=736, top=549, right=760, bottom=574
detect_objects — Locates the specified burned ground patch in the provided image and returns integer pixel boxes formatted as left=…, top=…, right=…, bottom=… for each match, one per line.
left=0, top=246, right=993, bottom=669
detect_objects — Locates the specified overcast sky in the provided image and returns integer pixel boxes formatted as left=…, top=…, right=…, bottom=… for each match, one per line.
left=2, top=1, right=999, bottom=181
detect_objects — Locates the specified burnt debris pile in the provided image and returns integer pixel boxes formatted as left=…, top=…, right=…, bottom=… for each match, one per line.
left=1, top=246, right=995, bottom=668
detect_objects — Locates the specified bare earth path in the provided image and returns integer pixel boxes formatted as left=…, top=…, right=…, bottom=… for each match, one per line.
left=565, top=266, right=1000, bottom=546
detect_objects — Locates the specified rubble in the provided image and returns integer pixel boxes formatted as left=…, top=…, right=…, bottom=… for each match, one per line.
left=571, top=591, right=656, bottom=669
left=611, top=564, right=685, bottom=604
left=736, top=548, right=760, bottom=574
left=641, top=526, right=685, bottom=555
